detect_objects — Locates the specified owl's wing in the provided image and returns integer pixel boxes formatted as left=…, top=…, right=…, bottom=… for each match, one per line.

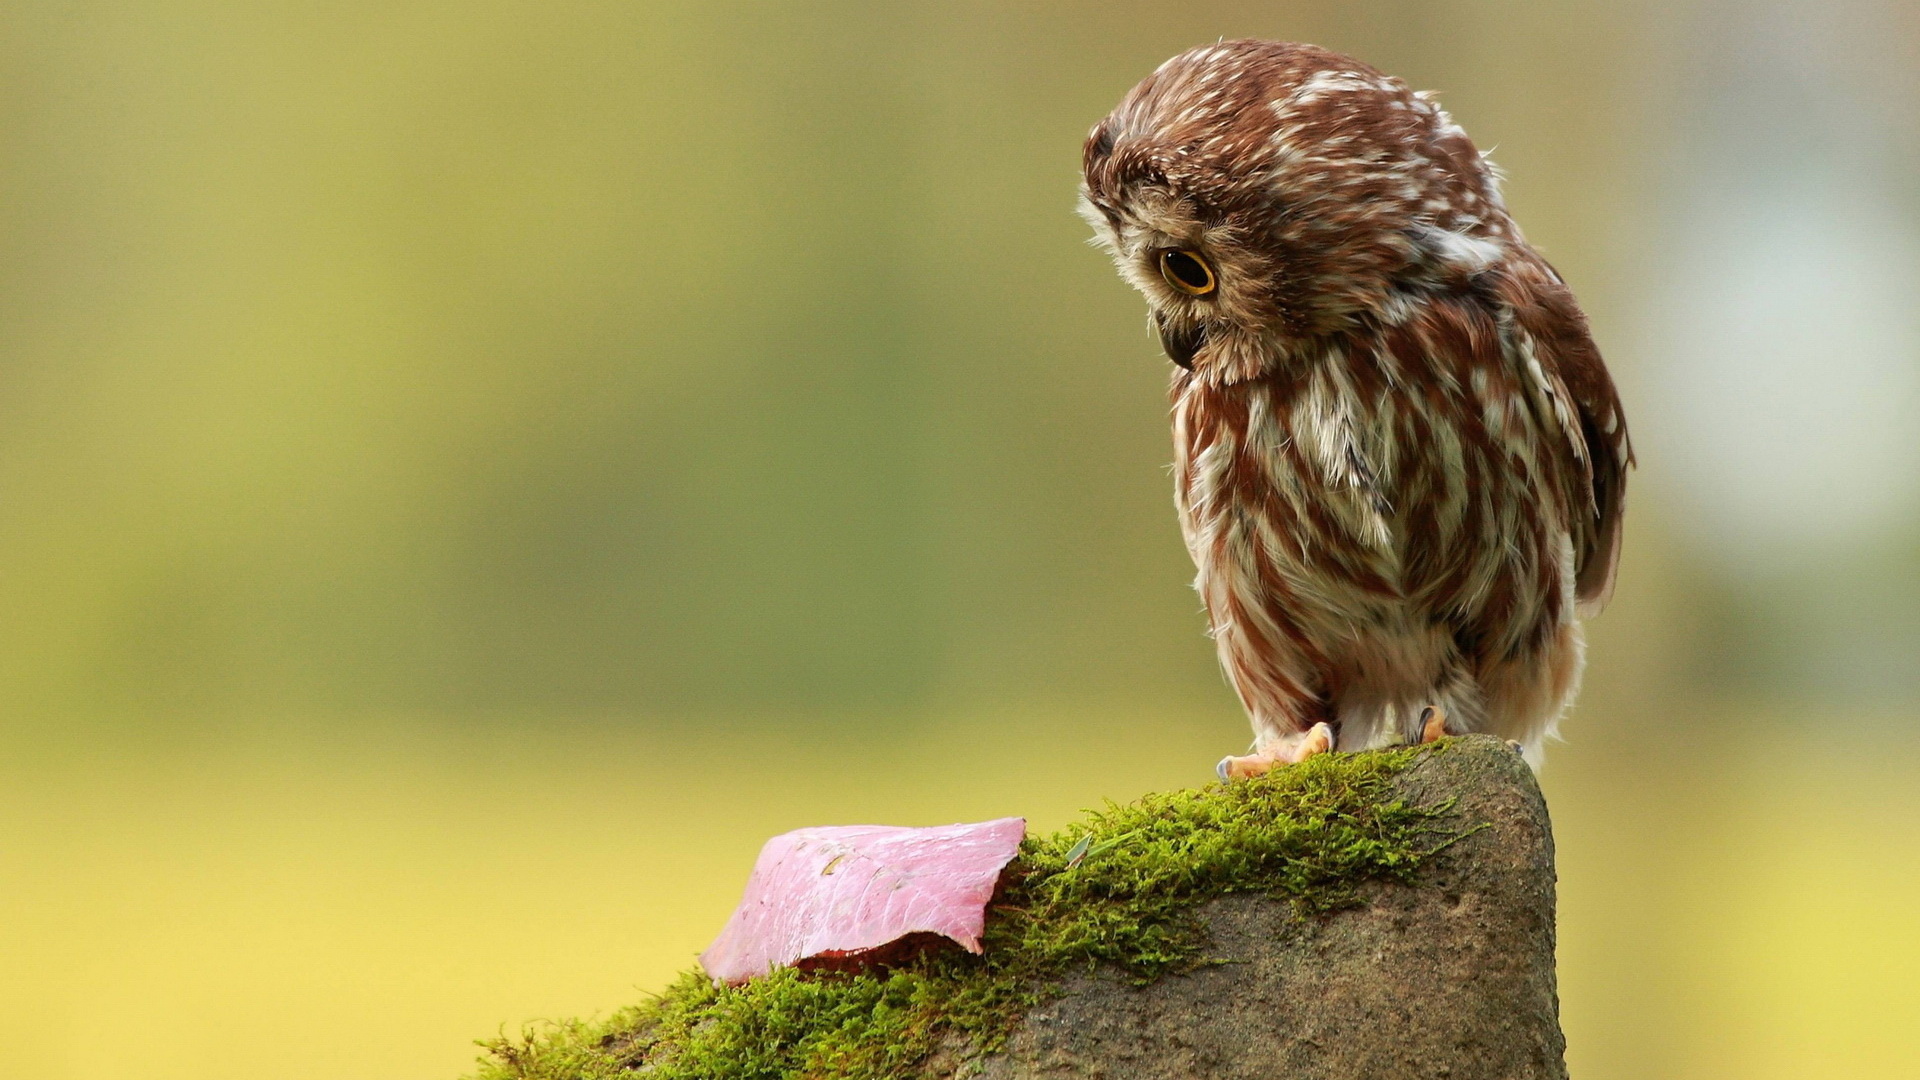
left=1497, top=259, right=1634, bottom=616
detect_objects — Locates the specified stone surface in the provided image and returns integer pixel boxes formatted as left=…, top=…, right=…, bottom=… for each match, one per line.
left=960, top=735, right=1566, bottom=1080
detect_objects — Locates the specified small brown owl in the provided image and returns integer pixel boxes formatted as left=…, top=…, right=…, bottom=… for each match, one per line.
left=1080, top=41, right=1631, bottom=777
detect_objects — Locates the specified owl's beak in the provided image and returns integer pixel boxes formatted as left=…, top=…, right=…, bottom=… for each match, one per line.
left=1155, top=316, right=1205, bottom=371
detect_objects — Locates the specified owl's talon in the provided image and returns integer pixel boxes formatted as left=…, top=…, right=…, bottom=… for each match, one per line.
left=1217, top=721, right=1334, bottom=781
left=1419, top=706, right=1448, bottom=744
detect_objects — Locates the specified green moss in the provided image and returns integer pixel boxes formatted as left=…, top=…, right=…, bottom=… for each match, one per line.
left=472, top=743, right=1465, bottom=1080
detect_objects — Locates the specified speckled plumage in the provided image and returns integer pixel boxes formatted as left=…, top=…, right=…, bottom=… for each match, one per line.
left=1080, top=41, right=1631, bottom=767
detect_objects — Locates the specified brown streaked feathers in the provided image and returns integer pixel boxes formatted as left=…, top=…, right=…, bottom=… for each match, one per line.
left=1080, top=41, right=1631, bottom=768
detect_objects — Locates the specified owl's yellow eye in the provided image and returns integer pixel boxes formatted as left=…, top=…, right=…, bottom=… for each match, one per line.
left=1158, top=249, right=1217, bottom=297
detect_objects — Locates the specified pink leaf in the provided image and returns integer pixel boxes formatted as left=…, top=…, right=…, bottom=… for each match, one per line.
left=699, top=817, right=1027, bottom=986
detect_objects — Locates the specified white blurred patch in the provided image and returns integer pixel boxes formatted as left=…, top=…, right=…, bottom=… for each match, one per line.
left=1647, top=172, right=1920, bottom=565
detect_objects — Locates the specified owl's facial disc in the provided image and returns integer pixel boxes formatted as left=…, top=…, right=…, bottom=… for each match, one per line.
left=1154, top=312, right=1206, bottom=370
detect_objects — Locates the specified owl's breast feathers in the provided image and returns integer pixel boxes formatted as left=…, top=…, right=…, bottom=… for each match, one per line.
left=1172, top=258, right=1631, bottom=667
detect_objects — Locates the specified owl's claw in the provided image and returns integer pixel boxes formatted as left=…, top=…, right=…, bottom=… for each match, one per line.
left=1217, top=721, right=1335, bottom=781
left=1419, top=705, right=1449, bottom=744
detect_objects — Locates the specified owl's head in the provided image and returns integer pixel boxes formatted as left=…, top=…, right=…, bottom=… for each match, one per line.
left=1079, top=41, right=1516, bottom=383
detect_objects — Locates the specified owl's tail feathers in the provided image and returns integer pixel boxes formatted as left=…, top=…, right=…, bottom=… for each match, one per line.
left=1216, top=721, right=1335, bottom=782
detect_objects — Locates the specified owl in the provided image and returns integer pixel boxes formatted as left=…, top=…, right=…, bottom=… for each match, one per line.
left=1079, top=41, right=1631, bottom=777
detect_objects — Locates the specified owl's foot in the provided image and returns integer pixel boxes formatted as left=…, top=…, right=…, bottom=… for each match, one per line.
left=1216, top=721, right=1334, bottom=781
left=1419, top=705, right=1449, bottom=744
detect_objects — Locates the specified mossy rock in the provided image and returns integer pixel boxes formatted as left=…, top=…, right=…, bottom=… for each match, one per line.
left=471, top=735, right=1565, bottom=1080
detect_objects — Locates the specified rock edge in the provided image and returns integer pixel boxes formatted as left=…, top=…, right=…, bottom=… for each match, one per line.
left=946, top=735, right=1567, bottom=1080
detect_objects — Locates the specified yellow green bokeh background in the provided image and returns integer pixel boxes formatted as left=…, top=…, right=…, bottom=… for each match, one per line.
left=3, top=2, right=1917, bottom=1077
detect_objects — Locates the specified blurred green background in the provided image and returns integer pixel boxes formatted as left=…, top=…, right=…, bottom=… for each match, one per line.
left=2, top=1, right=1917, bottom=1077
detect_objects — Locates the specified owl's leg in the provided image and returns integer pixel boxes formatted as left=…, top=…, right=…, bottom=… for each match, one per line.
left=1208, top=614, right=1329, bottom=779
left=1216, top=722, right=1335, bottom=781
left=1476, top=619, right=1584, bottom=770
left=1405, top=659, right=1485, bottom=745
left=1412, top=704, right=1522, bottom=757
